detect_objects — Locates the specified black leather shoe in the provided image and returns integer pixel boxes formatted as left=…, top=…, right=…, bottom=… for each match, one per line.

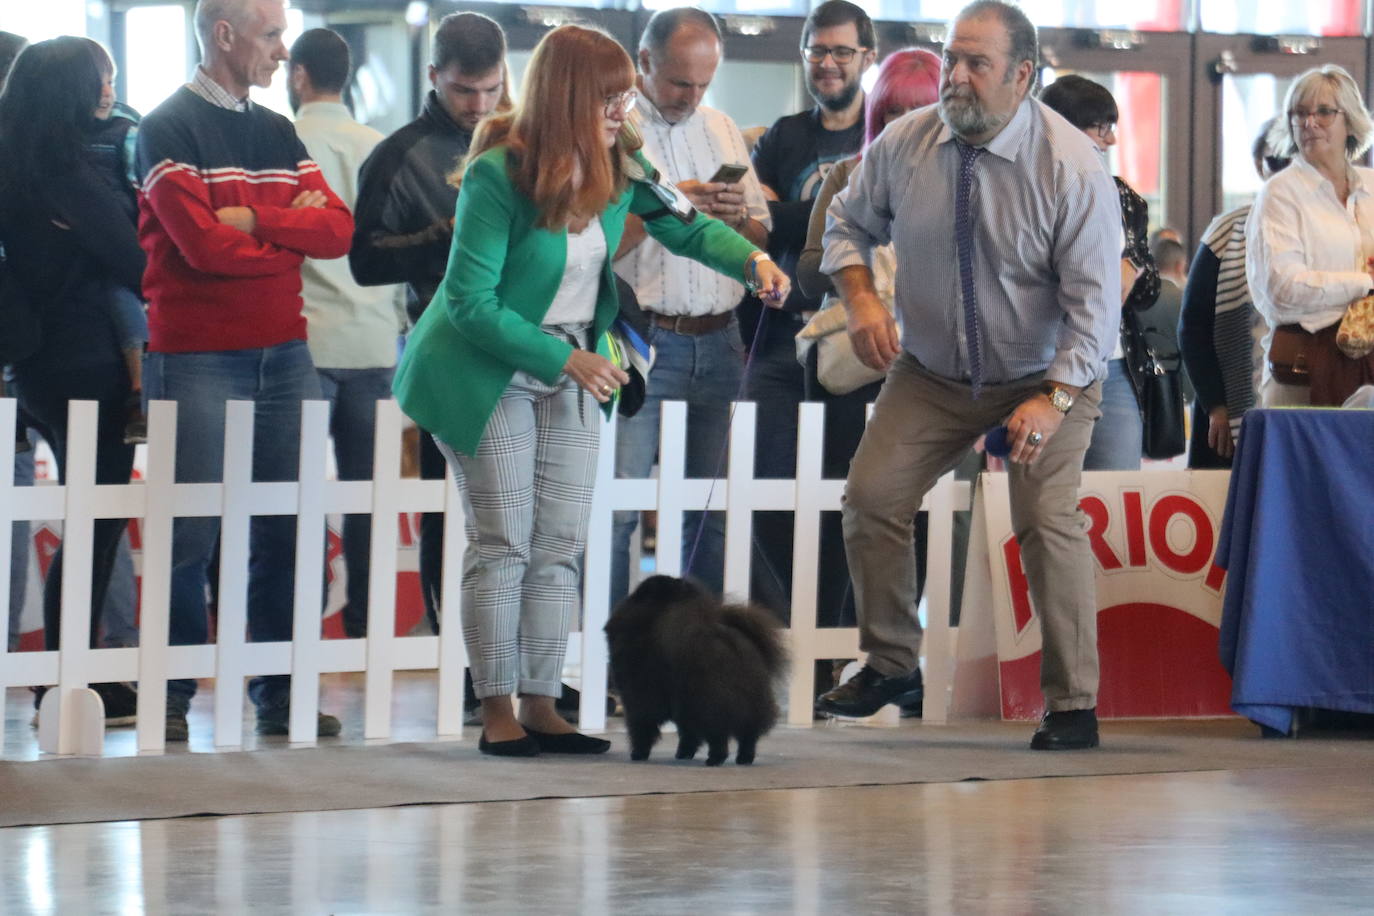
left=1030, top=708, right=1099, bottom=750
left=478, top=731, right=541, bottom=757
left=815, top=664, right=923, bottom=718
left=524, top=728, right=611, bottom=755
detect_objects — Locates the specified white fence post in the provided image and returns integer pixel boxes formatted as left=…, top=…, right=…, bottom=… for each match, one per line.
left=435, top=444, right=469, bottom=738
left=135, top=400, right=177, bottom=753
left=287, top=400, right=330, bottom=743
left=212, top=400, right=256, bottom=749
left=39, top=401, right=103, bottom=755
left=363, top=399, right=404, bottom=740
left=0, top=398, right=15, bottom=755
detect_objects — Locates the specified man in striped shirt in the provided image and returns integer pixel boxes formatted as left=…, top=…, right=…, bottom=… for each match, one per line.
left=816, top=0, right=1120, bottom=750
left=610, top=7, right=770, bottom=605
left=136, top=0, right=353, bottom=741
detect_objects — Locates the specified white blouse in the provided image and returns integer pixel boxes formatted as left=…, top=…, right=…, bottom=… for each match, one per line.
left=542, top=216, right=607, bottom=327
left=1246, top=156, right=1374, bottom=338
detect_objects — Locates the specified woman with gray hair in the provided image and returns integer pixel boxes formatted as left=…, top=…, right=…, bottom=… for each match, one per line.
left=1246, top=64, right=1374, bottom=406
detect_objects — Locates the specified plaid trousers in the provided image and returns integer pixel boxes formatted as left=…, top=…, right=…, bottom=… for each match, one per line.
left=435, top=366, right=600, bottom=699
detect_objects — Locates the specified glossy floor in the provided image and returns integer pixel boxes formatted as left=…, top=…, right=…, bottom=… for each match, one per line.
left=1, top=765, right=1371, bottom=914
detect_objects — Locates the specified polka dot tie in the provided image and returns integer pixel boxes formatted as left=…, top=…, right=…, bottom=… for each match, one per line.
left=955, top=139, right=984, bottom=399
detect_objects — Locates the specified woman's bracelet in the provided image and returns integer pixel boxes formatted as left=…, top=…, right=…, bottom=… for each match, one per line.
left=745, top=251, right=772, bottom=293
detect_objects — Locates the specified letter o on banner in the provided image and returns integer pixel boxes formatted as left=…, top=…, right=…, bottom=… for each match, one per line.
left=1148, top=495, right=1213, bottom=575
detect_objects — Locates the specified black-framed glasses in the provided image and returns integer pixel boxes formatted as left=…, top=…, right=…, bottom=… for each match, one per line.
left=1290, top=105, right=1342, bottom=126
left=1090, top=121, right=1117, bottom=141
left=802, top=45, right=865, bottom=64
left=604, top=89, right=638, bottom=118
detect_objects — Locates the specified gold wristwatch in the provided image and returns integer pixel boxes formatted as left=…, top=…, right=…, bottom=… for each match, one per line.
left=1042, top=382, right=1074, bottom=414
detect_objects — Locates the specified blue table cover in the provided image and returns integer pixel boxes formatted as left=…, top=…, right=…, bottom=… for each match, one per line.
left=1216, top=408, right=1374, bottom=734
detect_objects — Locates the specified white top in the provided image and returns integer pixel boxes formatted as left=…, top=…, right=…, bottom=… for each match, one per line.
left=542, top=217, right=606, bottom=327
left=613, top=100, right=771, bottom=317
left=293, top=101, right=406, bottom=369
left=1247, top=156, right=1374, bottom=357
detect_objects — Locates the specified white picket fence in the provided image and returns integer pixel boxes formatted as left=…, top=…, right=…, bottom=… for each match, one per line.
left=0, top=396, right=966, bottom=757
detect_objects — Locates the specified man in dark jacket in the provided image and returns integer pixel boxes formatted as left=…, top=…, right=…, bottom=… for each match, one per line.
left=350, top=12, right=508, bottom=636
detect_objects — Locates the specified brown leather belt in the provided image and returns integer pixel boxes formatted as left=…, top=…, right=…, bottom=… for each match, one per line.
left=645, top=310, right=733, bottom=336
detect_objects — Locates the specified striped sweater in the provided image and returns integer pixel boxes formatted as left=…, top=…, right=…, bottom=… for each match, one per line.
left=135, top=87, right=353, bottom=353
left=1179, top=205, right=1259, bottom=437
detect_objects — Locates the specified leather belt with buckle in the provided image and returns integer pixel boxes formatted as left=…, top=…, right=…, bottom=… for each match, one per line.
left=645, top=310, right=734, bottom=336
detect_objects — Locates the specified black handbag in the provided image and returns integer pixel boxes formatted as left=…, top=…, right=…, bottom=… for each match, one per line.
left=1121, top=307, right=1186, bottom=460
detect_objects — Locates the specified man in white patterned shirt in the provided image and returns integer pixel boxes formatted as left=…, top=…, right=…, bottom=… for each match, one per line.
left=816, top=0, right=1121, bottom=749
left=610, top=7, right=771, bottom=605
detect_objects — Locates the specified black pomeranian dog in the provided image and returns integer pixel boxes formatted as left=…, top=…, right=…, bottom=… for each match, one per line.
left=606, top=575, right=787, bottom=766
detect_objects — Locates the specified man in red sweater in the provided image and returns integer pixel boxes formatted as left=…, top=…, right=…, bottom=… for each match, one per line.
left=136, top=0, right=353, bottom=742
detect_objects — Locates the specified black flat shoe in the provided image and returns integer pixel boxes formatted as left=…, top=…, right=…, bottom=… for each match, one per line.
left=524, top=728, right=611, bottom=755
left=478, top=731, right=541, bottom=757
left=1030, top=708, right=1100, bottom=751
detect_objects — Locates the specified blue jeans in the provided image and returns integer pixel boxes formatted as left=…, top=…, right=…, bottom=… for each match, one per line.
left=317, top=366, right=395, bottom=638
left=1082, top=358, right=1142, bottom=471
left=611, top=319, right=744, bottom=606
left=144, top=341, right=321, bottom=712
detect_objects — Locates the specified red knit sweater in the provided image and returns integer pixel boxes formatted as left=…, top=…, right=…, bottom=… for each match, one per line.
left=136, top=88, right=353, bottom=353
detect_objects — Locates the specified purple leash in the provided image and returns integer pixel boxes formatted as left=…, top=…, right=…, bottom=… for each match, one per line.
left=682, top=304, right=773, bottom=578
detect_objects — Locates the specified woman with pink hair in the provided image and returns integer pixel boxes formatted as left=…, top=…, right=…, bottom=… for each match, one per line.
left=795, top=48, right=941, bottom=665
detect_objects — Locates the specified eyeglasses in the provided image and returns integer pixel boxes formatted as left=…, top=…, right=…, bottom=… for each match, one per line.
left=1090, top=121, right=1117, bottom=141
left=802, top=45, right=866, bottom=64
left=604, top=89, right=638, bottom=118
left=1290, top=105, right=1342, bottom=126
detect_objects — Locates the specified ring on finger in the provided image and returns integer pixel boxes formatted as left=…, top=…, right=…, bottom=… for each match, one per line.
left=1027, top=431, right=1044, bottom=446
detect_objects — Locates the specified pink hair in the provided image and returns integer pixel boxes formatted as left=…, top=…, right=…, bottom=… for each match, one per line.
left=863, top=47, right=942, bottom=151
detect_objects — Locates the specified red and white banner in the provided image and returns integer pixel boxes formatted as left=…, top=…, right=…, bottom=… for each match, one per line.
left=976, top=470, right=1234, bottom=720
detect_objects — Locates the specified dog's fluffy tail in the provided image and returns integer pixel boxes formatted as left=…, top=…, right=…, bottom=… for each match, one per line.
left=719, top=605, right=787, bottom=679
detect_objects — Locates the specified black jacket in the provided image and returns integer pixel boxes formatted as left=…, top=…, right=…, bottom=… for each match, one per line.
left=0, top=146, right=144, bottom=371
left=349, top=91, right=473, bottom=324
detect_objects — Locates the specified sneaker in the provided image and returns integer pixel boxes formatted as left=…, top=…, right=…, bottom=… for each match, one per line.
left=28, top=683, right=138, bottom=728
left=814, top=664, right=924, bottom=718
left=255, top=709, right=343, bottom=737
left=93, top=682, right=138, bottom=727
left=165, top=709, right=189, bottom=743
left=122, top=404, right=148, bottom=445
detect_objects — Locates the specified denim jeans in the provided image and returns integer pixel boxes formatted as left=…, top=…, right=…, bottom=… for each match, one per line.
left=740, top=312, right=806, bottom=620
left=14, top=360, right=135, bottom=652
left=610, top=319, right=744, bottom=606
left=144, top=341, right=321, bottom=712
left=1082, top=358, right=1142, bottom=471
left=317, top=366, right=395, bottom=638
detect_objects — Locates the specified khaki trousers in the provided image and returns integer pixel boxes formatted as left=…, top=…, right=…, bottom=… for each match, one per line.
left=842, top=353, right=1103, bottom=711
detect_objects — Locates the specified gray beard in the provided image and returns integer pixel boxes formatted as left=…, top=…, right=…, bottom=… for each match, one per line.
left=938, top=94, right=1010, bottom=139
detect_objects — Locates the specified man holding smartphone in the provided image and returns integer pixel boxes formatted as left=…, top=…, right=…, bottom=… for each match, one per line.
left=610, top=7, right=771, bottom=607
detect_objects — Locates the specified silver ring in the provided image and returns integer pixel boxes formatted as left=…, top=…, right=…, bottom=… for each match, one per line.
left=1027, top=431, right=1044, bottom=446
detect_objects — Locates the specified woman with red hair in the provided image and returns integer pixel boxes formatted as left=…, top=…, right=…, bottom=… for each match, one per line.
left=393, top=24, right=788, bottom=757
left=795, top=48, right=941, bottom=656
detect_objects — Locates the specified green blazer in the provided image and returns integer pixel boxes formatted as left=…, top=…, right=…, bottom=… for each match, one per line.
left=393, top=145, right=759, bottom=456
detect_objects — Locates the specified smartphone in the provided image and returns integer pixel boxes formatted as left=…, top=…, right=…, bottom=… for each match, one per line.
left=709, top=163, right=749, bottom=184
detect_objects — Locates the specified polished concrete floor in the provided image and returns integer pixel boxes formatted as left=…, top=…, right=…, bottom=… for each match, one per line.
left=4, top=677, right=1373, bottom=913
left=1, top=765, right=1371, bottom=914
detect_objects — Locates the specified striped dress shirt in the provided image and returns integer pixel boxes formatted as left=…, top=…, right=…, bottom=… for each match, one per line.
left=614, top=100, right=771, bottom=317
left=820, top=98, right=1121, bottom=388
